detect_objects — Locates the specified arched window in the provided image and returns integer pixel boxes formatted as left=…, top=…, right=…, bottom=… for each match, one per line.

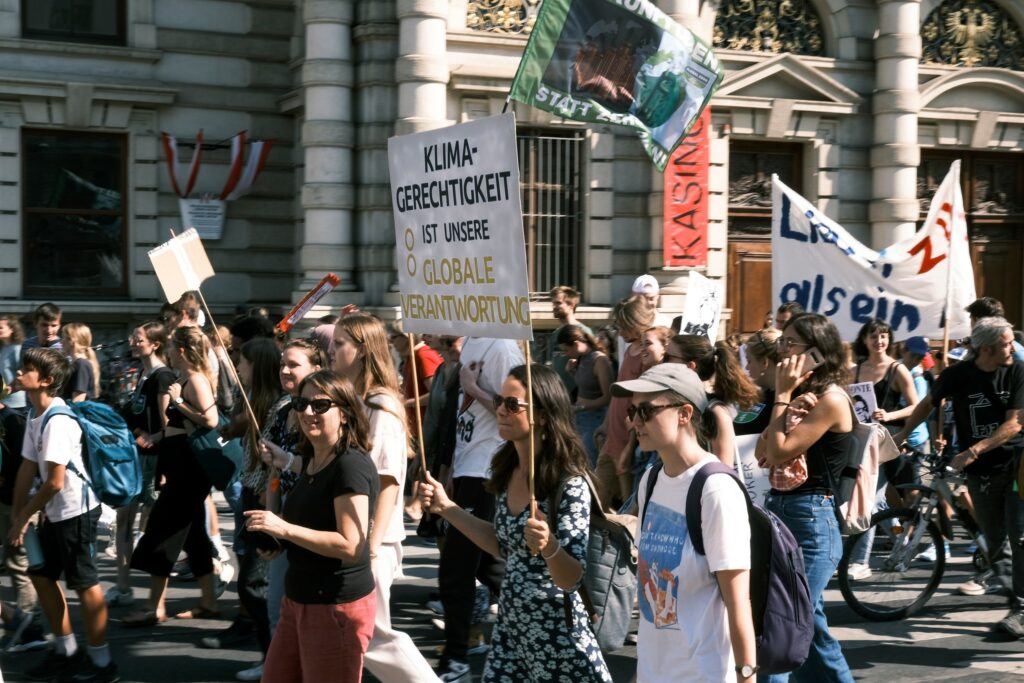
left=713, top=0, right=825, bottom=56
left=921, top=0, right=1023, bottom=70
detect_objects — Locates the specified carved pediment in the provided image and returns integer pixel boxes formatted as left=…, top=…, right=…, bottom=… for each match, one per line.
left=715, top=54, right=861, bottom=112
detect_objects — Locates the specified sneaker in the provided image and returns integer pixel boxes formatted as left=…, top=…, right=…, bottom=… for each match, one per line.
left=235, top=662, right=263, bottom=681
left=914, top=544, right=937, bottom=563
left=199, top=617, right=254, bottom=649
left=847, top=563, right=873, bottom=581
left=426, top=599, right=444, bottom=616
left=437, top=658, right=470, bottom=683
left=998, top=609, right=1024, bottom=638
left=965, top=542, right=978, bottom=555
left=59, top=657, right=120, bottom=683
left=104, top=586, right=135, bottom=607
left=466, top=633, right=488, bottom=656
left=958, top=570, right=1001, bottom=596
left=7, top=623, right=50, bottom=653
left=26, top=649, right=84, bottom=681
left=431, top=617, right=445, bottom=632
left=2, top=607, right=33, bottom=650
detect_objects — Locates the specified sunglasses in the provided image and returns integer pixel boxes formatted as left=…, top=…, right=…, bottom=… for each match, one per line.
left=493, top=395, right=530, bottom=413
left=777, top=337, right=810, bottom=351
left=290, top=397, right=340, bottom=414
left=627, top=401, right=687, bottom=423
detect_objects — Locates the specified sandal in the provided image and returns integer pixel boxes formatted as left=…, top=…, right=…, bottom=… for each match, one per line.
left=122, top=610, right=166, bottom=628
left=175, top=605, right=222, bottom=620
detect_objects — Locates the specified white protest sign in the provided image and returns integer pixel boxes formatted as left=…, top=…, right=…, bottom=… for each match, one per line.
left=679, top=270, right=723, bottom=342
left=148, top=228, right=215, bottom=303
left=734, top=434, right=770, bottom=505
left=388, top=114, right=532, bottom=340
left=771, top=161, right=975, bottom=341
left=846, top=382, right=878, bottom=423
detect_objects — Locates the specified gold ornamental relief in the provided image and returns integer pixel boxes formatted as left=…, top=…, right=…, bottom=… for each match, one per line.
left=713, top=0, right=825, bottom=56
left=921, top=0, right=1023, bottom=70
left=467, top=0, right=542, bottom=35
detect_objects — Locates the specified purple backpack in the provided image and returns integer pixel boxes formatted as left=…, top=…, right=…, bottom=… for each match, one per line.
left=642, top=461, right=813, bottom=674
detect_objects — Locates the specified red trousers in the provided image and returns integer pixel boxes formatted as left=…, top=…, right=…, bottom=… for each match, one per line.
left=263, top=592, right=377, bottom=683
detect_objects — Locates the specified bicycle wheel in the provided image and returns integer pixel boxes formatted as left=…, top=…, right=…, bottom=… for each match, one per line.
left=837, top=507, right=945, bottom=621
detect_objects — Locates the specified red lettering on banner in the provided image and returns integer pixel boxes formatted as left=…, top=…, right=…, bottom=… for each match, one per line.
left=663, top=108, right=710, bottom=267
left=909, top=201, right=953, bottom=275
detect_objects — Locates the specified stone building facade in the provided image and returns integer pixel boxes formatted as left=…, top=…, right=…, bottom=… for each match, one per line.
left=0, top=0, right=1022, bottom=338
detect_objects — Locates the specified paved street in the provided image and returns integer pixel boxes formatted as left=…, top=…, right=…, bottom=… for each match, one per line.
left=1, top=499, right=1022, bottom=682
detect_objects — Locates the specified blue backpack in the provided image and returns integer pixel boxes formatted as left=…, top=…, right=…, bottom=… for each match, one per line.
left=642, top=461, right=813, bottom=675
left=39, top=401, right=142, bottom=509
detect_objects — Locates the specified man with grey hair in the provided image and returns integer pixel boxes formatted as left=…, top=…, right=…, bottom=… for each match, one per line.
left=897, top=316, right=1024, bottom=636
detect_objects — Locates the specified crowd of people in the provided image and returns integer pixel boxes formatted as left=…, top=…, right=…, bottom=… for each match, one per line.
left=0, top=276, right=1021, bottom=683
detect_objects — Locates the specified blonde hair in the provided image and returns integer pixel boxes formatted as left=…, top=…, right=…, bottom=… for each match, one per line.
left=744, top=327, right=782, bottom=364
left=613, top=295, right=656, bottom=339
left=62, top=323, right=100, bottom=398
left=172, top=326, right=217, bottom=399
left=335, top=314, right=409, bottom=437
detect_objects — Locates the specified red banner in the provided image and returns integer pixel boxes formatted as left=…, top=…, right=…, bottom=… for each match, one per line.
left=663, top=108, right=710, bottom=267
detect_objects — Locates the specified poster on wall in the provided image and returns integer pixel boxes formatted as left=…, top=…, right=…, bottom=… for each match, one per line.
left=387, top=113, right=533, bottom=341
left=179, top=198, right=227, bottom=240
left=663, top=108, right=710, bottom=267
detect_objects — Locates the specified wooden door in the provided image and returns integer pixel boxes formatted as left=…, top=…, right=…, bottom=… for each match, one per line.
left=971, top=238, right=1024, bottom=327
left=727, top=239, right=773, bottom=334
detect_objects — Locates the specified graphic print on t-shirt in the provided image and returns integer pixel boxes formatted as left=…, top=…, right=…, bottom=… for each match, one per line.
left=733, top=403, right=765, bottom=425
left=967, top=392, right=1000, bottom=440
left=638, top=501, right=686, bottom=630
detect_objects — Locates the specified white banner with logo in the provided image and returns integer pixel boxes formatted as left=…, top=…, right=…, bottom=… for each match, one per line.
left=387, top=114, right=532, bottom=340
left=771, top=161, right=975, bottom=341
left=680, top=270, right=723, bottom=343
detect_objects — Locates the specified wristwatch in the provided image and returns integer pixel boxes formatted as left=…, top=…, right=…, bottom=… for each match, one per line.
left=173, top=396, right=184, bottom=405
left=736, top=664, right=759, bottom=678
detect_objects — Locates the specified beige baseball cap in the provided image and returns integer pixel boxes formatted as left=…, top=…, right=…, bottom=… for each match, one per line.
left=611, top=363, right=708, bottom=412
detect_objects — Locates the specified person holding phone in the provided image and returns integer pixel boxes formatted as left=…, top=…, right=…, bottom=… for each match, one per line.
left=757, top=313, right=855, bottom=683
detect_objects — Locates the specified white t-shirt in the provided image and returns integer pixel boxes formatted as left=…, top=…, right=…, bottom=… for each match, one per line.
left=365, top=391, right=407, bottom=546
left=636, top=455, right=751, bottom=683
left=21, top=398, right=99, bottom=522
left=452, top=338, right=524, bottom=479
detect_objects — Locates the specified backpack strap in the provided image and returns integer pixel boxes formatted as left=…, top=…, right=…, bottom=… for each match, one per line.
left=640, top=461, right=664, bottom=525
left=684, top=461, right=751, bottom=556
left=37, top=405, right=95, bottom=509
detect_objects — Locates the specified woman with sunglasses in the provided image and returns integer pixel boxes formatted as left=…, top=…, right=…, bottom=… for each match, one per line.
left=665, top=335, right=759, bottom=465
left=734, top=328, right=783, bottom=435
left=613, top=363, right=755, bottom=682
left=556, top=324, right=613, bottom=468
left=419, top=364, right=612, bottom=683
left=245, top=371, right=379, bottom=682
left=333, top=314, right=440, bottom=682
left=125, top=325, right=221, bottom=626
left=758, top=313, right=854, bottom=683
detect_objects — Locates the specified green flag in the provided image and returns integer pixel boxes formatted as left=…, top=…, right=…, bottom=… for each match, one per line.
left=509, top=0, right=723, bottom=171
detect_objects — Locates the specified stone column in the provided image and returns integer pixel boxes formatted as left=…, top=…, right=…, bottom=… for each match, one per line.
left=297, top=0, right=361, bottom=304
left=870, top=0, right=921, bottom=248
left=395, top=0, right=449, bottom=136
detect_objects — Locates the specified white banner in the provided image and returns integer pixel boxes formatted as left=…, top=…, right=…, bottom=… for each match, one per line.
left=679, top=270, right=723, bottom=343
left=771, top=161, right=975, bottom=341
left=148, top=228, right=215, bottom=303
left=387, top=114, right=533, bottom=340
left=846, top=382, right=878, bottom=424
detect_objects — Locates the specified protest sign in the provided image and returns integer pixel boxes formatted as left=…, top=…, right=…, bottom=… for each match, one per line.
left=846, top=382, right=878, bottom=424
left=735, top=434, right=770, bottom=505
left=771, top=161, right=975, bottom=341
left=508, top=0, right=723, bottom=170
left=148, top=228, right=215, bottom=303
left=388, top=114, right=533, bottom=341
left=679, top=270, right=723, bottom=342
left=663, top=108, right=710, bottom=267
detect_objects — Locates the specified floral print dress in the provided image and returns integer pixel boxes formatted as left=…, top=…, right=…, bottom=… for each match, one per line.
left=484, top=475, right=612, bottom=683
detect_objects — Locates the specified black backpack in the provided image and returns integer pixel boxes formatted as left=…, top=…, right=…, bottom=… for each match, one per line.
left=642, top=461, right=813, bottom=674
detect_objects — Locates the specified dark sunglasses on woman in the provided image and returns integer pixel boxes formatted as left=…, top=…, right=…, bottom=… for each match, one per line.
left=290, top=397, right=339, bottom=414
left=493, top=395, right=530, bottom=413
left=626, top=401, right=686, bottom=423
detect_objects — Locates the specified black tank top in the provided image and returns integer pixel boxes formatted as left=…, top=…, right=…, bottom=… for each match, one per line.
left=774, top=388, right=854, bottom=496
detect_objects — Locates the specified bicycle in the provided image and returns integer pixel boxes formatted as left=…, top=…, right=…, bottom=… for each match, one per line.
left=835, top=448, right=990, bottom=621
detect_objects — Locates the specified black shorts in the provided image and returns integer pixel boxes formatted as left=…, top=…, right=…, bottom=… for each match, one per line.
left=28, top=506, right=101, bottom=591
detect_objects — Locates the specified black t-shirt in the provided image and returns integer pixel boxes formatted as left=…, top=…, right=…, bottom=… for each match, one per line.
left=125, top=366, right=177, bottom=453
left=64, top=358, right=97, bottom=401
left=932, top=360, right=1024, bottom=475
left=282, top=448, right=379, bottom=604
left=734, top=390, right=775, bottom=436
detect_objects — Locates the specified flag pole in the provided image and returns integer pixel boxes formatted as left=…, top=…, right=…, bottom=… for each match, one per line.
left=526, top=342, right=536, bottom=522
left=406, top=333, right=429, bottom=477
left=935, top=160, right=962, bottom=450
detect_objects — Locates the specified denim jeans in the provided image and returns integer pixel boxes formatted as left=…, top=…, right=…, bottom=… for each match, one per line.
left=763, top=493, right=854, bottom=683
left=966, top=459, right=1024, bottom=608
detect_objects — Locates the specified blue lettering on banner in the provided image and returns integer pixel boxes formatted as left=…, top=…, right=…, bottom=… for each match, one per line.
left=777, top=198, right=897, bottom=278
left=779, top=278, right=921, bottom=332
